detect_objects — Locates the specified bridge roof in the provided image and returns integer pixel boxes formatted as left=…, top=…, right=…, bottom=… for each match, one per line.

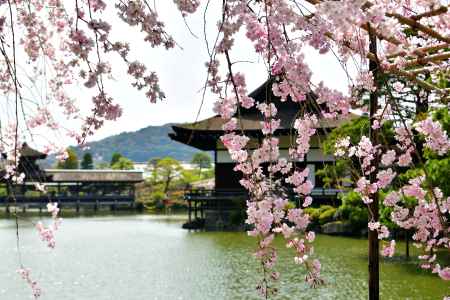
left=44, top=169, right=144, bottom=183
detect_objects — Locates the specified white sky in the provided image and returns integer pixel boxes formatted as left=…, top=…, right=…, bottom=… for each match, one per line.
left=3, top=1, right=356, bottom=148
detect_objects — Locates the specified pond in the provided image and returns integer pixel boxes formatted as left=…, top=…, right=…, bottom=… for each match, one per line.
left=0, top=214, right=448, bottom=299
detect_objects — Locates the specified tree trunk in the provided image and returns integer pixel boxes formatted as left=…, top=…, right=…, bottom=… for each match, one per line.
left=405, top=230, right=410, bottom=259
left=368, top=26, right=380, bottom=300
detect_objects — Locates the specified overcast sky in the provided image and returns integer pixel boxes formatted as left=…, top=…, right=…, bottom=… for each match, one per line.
left=3, top=1, right=356, bottom=148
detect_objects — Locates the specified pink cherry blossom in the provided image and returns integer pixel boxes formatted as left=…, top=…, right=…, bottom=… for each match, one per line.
left=382, top=240, right=396, bottom=257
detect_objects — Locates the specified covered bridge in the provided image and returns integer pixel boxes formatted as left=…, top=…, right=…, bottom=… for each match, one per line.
left=0, top=144, right=143, bottom=212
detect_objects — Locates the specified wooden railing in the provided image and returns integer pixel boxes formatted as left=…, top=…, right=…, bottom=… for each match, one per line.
left=184, top=188, right=342, bottom=201
left=0, top=194, right=135, bottom=205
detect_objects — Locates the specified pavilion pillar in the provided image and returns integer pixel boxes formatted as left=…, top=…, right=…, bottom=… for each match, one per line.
left=368, top=26, right=380, bottom=300
left=194, top=201, right=198, bottom=219
left=200, top=200, right=204, bottom=219
left=188, top=199, right=192, bottom=223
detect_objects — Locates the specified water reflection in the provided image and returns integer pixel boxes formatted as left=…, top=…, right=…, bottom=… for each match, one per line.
left=0, top=214, right=448, bottom=299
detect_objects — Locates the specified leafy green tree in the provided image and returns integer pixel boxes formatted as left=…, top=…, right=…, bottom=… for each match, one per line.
left=95, top=162, right=110, bottom=169
left=56, top=148, right=79, bottom=169
left=81, top=153, right=94, bottom=169
left=191, top=152, right=212, bottom=176
left=111, top=157, right=134, bottom=170
left=110, top=152, right=123, bottom=166
left=151, top=157, right=182, bottom=193
left=147, top=157, right=161, bottom=169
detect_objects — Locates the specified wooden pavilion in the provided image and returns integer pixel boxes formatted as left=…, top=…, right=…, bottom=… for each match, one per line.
left=169, top=80, right=357, bottom=229
left=0, top=143, right=143, bottom=212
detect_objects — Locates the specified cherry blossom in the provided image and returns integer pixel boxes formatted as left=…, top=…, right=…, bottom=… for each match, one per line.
left=2, top=0, right=450, bottom=298
left=17, top=268, right=42, bottom=299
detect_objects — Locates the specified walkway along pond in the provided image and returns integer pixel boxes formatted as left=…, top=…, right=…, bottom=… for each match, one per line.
left=0, top=214, right=448, bottom=299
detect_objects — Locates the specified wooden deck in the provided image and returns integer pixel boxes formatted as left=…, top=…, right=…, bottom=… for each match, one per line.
left=182, top=188, right=343, bottom=229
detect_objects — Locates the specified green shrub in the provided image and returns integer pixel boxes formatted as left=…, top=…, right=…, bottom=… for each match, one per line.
left=151, top=191, right=165, bottom=202
left=318, top=205, right=334, bottom=214
left=304, top=207, right=321, bottom=224
left=319, top=207, right=337, bottom=225
left=285, top=201, right=296, bottom=210
left=348, top=207, right=368, bottom=229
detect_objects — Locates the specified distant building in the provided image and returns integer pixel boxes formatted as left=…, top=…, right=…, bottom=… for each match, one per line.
left=0, top=144, right=143, bottom=212
left=133, top=161, right=197, bottom=179
left=133, top=162, right=152, bottom=179
left=169, top=80, right=356, bottom=229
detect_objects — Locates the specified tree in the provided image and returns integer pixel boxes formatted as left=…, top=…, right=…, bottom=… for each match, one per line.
left=56, top=148, right=78, bottom=169
left=191, top=152, right=212, bottom=176
left=80, top=153, right=94, bottom=169
left=151, top=157, right=182, bottom=194
left=147, top=157, right=161, bottom=169
left=95, top=162, right=110, bottom=170
left=111, top=157, right=134, bottom=170
left=110, top=152, right=123, bottom=167
left=2, top=1, right=449, bottom=299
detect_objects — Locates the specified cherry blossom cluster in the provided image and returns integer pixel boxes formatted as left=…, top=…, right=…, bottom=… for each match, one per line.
left=0, top=0, right=192, bottom=158
left=201, top=0, right=450, bottom=295
left=173, top=0, right=200, bottom=16
left=2, top=0, right=450, bottom=298
left=335, top=127, right=450, bottom=277
left=414, top=117, right=450, bottom=156
left=0, top=127, right=25, bottom=184
left=35, top=202, right=62, bottom=249
left=17, top=268, right=42, bottom=299
left=212, top=75, right=322, bottom=296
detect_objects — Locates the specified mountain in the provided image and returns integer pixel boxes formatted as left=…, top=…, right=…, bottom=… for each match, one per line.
left=72, top=124, right=206, bottom=163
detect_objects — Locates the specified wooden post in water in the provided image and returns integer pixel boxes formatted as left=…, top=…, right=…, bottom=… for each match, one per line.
left=200, top=200, right=204, bottom=219
left=194, top=201, right=198, bottom=220
left=368, top=26, right=380, bottom=300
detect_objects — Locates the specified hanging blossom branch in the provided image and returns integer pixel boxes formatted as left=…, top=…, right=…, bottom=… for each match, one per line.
left=203, top=0, right=449, bottom=296
left=0, top=1, right=197, bottom=299
left=1, top=0, right=449, bottom=298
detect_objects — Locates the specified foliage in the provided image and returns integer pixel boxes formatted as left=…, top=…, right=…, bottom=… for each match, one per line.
left=318, top=207, right=337, bottom=225
left=111, top=157, right=134, bottom=170
left=80, top=153, right=94, bottom=170
left=56, top=148, right=78, bottom=169
left=95, top=162, right=110, bottom=170
left=337, top=192, right=368, bottom=231
left=191, top=152, right=212, bottom=174
left=2, top=0, right=449, bottom=297
left=110, top=152, right=123, bottom=166
left=304, top=205, right=335, bottom=226
left=319, top=117, right=395, bottom=190
left=322, top=117, right=370, bottom=155
left=316, top=160, right=351, bottom=189
left=150, top=157, right=182, bottom=193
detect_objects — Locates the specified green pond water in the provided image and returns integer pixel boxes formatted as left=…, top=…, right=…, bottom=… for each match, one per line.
left=0, top=214, right=448, bottom=299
